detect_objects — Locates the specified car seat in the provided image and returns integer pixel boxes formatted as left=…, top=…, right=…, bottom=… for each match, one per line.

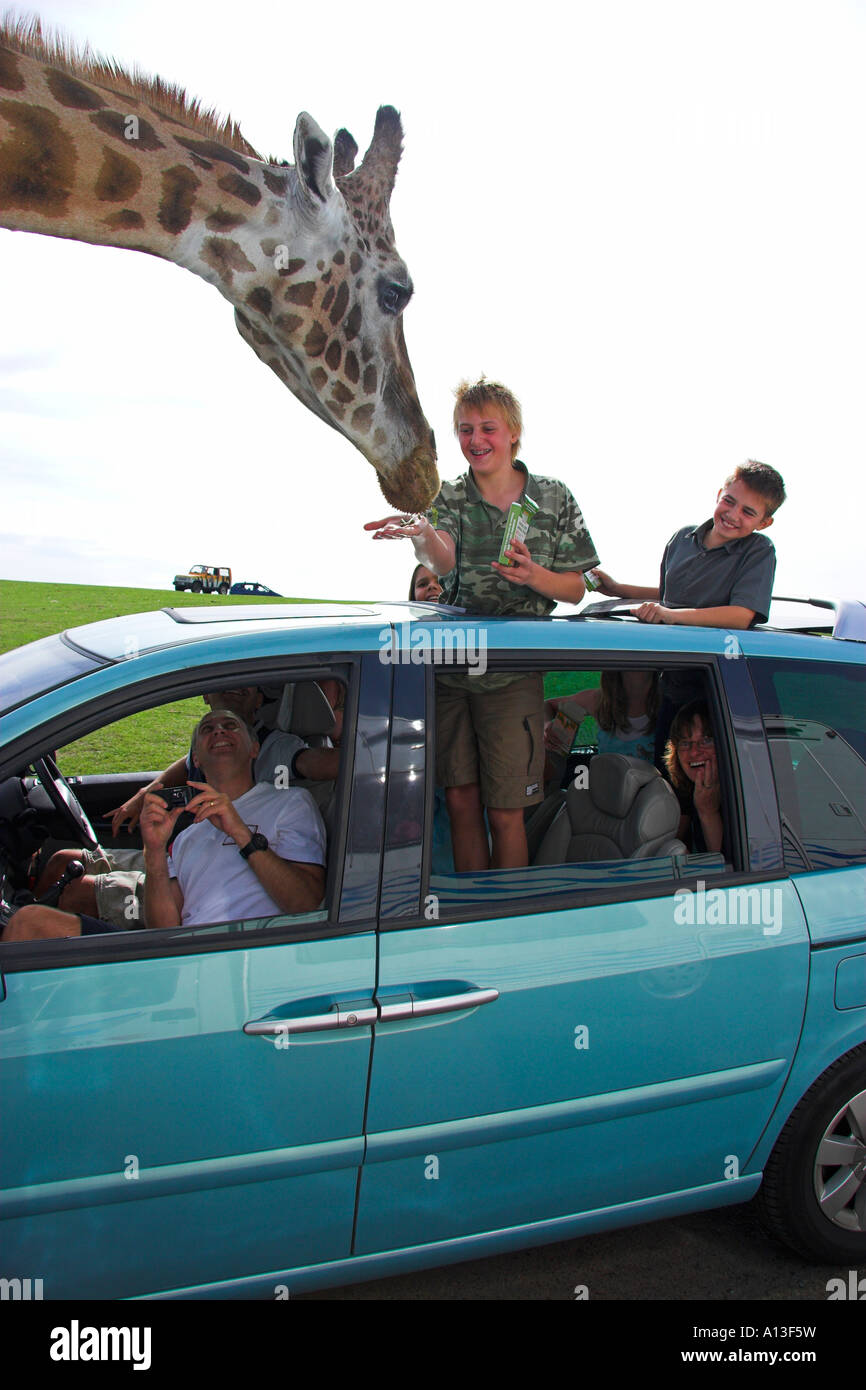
left=533, top=753, right=687, bottom=864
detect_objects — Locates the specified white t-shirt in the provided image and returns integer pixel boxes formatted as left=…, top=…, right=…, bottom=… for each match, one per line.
left=167, top=782, right=326, bottom=926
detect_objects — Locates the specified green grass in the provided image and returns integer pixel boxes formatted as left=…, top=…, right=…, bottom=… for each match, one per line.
left=0, top=579, right=319, bottom=654
left=0, top=581, right=326, bottom=776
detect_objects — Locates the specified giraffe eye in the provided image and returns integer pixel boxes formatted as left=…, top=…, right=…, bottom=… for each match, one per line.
left=378, top=278, right=412, bottom=316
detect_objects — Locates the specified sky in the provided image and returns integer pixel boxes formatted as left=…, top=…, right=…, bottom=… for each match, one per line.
left=1, top=0, right=864, bottom=607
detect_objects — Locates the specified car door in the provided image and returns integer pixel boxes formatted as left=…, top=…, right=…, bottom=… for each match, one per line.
left=355, top=628, right=810, bottom=1256
left=0, top=649, right=386, bottom=1299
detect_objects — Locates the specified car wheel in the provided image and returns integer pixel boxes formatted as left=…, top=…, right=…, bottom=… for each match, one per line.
left=757, top=1045, right=866, bottom=1262
left=174, top=584, right=183, bottom=591
left=218, top=583, right=229, bottom=594
left=191, top=581, right=202, bottom=593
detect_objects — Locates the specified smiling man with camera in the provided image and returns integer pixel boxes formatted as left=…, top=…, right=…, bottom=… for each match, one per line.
left=4, top=711, right=326, bottom=940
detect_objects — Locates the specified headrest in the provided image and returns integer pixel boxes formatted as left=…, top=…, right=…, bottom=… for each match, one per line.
left=588, top=754, right=660, bottom=818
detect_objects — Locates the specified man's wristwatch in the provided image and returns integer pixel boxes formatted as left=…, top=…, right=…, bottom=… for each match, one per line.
left=239, top=832, right=269, bottom=860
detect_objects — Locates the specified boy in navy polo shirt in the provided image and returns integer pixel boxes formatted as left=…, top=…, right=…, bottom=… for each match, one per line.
left=594, top=461, right=785, bottom=627
left=594, top=460, right=786, bottom=758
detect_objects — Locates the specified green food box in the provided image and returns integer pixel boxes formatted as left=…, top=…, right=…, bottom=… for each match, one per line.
left=498, top=496, right=539, bottom=566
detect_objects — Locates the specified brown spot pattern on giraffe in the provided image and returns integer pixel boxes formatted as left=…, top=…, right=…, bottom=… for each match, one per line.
left=325, top=340, right=341, bottom=371
left=304, top=322, right=328, bottom=356
left=44, top=69, right=105, bottom=110
left=246, top=286, right=272, bottom=316
left=102, top=209, right=145, bottom=229
left=262, top=167, right=288, bottom=195
left=206, top=207, right=245, bottom=231
left=329, top=280, right=349, bottom=327
left=321, top=286, right=335, bottom=314
left=310, top=366, right=328, bottom=391
left=274, top=312, right=304, bottom=337
left=344, top=351, right=360, bottom=384
left=344, top=303, right=362, bottom=341
left=350, top=252, right=362, bottom=274
left=89, top=109, right=164, bottom=150
left=285, top=281, right=317, bottom=307
left=278, top=257, right=307, bottom=278
left=158, top=165, right=199, bottom=233
left=363, top=364, right=377, bottom=395
left=0, top=45, right=26, bottom=91
left=200, top=234, right=255, bottom=284
left=331, top=382, right=354, bottom=405
left=0, top=100, right=75, bottom=213
left=217, top=171, right=260, bottom=206
left=189, top=154, right=213, bottom=171
left=173, top=135, right=249, bottom=174
left=95, top=146, right=142, bottom=202
left=352, top=404, right=374, bottom=434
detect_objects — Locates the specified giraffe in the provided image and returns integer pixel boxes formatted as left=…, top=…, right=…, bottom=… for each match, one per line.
left=0, top=18, right=439, bottom=510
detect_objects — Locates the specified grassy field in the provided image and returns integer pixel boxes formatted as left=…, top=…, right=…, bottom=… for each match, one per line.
left=0, top=581, right=316, bottom=775
left=2, top=580, right=598, bottom=771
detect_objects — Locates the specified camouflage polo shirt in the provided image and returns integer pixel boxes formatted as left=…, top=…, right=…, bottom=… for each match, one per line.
left=427, top=461, right=599, bottom=616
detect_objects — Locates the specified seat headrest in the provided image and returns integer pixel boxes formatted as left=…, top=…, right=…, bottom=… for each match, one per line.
left=588, top=754, right=660, bottom=818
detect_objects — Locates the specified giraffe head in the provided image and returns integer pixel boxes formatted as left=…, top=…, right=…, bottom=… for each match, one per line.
left=233, top=107, right=438, bottom=511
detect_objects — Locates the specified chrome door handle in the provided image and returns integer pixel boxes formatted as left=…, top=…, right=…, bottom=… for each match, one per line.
left=377, top=988, right=499, bottom=1022
left=244, top=1003, right=377, bottom=1037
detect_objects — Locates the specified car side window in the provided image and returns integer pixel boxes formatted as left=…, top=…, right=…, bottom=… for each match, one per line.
left=2, top=672, right=349, bottom=949
left=429, top=662, right=734, bottom=918
left=750, top=656, right=866, bottom=870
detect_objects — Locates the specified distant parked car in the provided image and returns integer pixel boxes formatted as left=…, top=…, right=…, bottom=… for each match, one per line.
left=229, top=581, right=282, bottom=597
left=173, top=564, right=231, bottom=594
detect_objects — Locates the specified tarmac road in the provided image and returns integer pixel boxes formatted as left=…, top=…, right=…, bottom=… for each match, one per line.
left=303, top=1200, right=850, bottom=1301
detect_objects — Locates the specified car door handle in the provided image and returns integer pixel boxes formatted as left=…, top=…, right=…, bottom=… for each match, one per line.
left=243, top=1003, right=378, bottom=1037
left=377, top=987, right=499, bottom=1022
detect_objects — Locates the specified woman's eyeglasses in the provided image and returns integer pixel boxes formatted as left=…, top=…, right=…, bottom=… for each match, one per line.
left=677, top=735, right=714, bottom=751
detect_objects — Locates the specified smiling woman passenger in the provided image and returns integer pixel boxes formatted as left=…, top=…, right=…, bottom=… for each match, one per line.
left=664, top=699, right=725, bottom=854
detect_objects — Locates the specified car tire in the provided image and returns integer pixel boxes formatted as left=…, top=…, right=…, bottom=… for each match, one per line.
left=757, top=1044, right=866, bottom=1262
left=191, top=581, right=202, bottom=593
left=218, top=583, right=229, bottom=594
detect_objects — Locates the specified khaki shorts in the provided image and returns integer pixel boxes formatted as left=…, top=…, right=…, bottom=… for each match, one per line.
left=435, top=673, right=545, bottom=808
left=82, top=847, right=145, bottom=928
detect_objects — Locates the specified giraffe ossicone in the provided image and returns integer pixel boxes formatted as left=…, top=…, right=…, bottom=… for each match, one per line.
left=0, top=17, right=439, bottom=510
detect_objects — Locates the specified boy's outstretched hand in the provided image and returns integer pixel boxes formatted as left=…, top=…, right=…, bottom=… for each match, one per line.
left=364, top=515, right=424, bottom=540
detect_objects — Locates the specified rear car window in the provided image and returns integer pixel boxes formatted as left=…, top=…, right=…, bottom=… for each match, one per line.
left=750, top=656, right=866, bottom=870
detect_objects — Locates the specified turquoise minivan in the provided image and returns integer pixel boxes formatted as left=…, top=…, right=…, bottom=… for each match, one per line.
left=0, top=598, right=863, bottom=1297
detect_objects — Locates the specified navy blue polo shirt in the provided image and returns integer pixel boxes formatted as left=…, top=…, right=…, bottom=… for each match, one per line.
left=660, top=521, right=776, bottom=624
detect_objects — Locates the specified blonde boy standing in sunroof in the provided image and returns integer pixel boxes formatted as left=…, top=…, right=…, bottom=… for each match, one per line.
left=365, top=378, right=598, bottom=871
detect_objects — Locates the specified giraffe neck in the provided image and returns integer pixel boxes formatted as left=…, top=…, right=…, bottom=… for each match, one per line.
left=0, top=28, right=439, bottom=511
left=0, top=42, right=316, bottom=298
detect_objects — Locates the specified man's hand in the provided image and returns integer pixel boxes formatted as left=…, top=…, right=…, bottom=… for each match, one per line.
left=140, top=787, right=187, bottom=852
left=184, top=782, right=249, bottom=844
left=491, top=536, right=535, bottom=586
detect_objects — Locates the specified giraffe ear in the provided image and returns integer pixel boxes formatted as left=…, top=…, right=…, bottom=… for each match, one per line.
left=333, top=128, right=359, bottom=178
left=293, top=112, right=335, bottom=204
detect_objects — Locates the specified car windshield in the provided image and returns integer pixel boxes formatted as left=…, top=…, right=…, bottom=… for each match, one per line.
left=0, top=634, right=106, bottom=714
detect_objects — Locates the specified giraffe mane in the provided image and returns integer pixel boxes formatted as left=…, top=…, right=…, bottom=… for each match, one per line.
left=0, top=11, right=263, bottom=160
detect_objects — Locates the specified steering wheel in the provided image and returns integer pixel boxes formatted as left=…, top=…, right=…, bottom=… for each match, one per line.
left=32, top=755, right=99, bottom=849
